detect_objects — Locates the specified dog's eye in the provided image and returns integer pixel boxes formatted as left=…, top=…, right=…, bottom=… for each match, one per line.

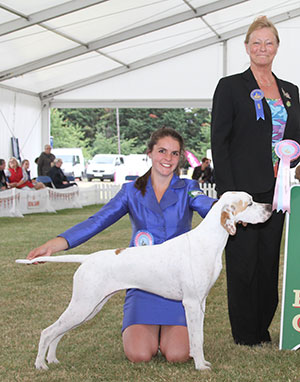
left=248, top=201, right=253, bottom=206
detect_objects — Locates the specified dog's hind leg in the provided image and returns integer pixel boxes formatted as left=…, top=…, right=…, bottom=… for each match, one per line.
left=183, top=297, right=211, bottom=371
left=35, top=293, right=117, bottom=370
left=45, top=293, right=115, bottom=366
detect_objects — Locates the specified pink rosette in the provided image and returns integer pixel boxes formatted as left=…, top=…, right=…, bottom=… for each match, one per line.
left=273, top=140, right=300, bottom=213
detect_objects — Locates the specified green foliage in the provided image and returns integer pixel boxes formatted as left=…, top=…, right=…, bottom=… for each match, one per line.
left=50, top=109, right=92, bottom=158
left=91, top=132, right=145, bottom=156
left=51, top=107, right=212, bottom=162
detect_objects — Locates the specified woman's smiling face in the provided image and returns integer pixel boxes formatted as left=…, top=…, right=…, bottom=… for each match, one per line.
left=148, top=136, right=180, bottom=179
left=245, top=27, right=279, bottom=68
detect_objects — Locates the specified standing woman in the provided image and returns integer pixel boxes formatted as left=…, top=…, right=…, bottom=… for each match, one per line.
left=211, top=16, right=300, bottom=346
left=27, top=127, right=216, bottom=364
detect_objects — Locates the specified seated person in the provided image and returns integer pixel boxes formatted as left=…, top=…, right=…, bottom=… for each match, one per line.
left=21, top=159, right=45, bottom=190
left=192, top=157, right=213, bottom=184
left=0, top=159, right=8, bottom=190
left=7, top=157, right=35, bottom=189
left=47, top=158, right=77, bottom=189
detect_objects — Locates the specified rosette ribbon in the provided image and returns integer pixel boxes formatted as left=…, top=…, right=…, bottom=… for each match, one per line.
left=272, top=140, right=300, bottom=213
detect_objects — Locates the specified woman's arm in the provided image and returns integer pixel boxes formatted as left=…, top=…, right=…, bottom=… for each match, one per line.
left=16, top=168, right=27, bottom=187
left=27, top=183, right=130, bottom=259
left=27, top=237, right=68, bottom=260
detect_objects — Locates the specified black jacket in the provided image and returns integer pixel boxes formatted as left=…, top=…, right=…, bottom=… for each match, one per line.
left=0, top=170, right=7, bottom=189
left=192, top=165, right=212, bottom=183
left=37, top=152, right=55, bottom=176
left=47, top=166, right=68, bottom=188
left=211, top=68, right=300, bottom=196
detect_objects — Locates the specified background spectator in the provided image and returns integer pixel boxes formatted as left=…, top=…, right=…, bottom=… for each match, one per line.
left=192, top=157, right=213, bottom=184
left=47, top=158, right=77, bottom=189
left=7, top=157, right=34, bottom=189
left=21, top=159, right=45, bottom=190
left=37, top=145, right=55, bottom=176
left=0, top=159, right=8, bottom=190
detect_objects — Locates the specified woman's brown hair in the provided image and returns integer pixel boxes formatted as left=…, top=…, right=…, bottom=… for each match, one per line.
left=134, top=127, right=185, bottom=196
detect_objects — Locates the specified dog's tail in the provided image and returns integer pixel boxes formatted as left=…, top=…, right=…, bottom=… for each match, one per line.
left=16, top=255, right=88, bottom=265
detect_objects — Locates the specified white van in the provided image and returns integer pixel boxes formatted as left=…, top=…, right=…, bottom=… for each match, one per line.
left=86, top=154, right=125, bottom=182
left=51, top=148, right=85, bottom=180
left=124, top=154, right=152, bottom=178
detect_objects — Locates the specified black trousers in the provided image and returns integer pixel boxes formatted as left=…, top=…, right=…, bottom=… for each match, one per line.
left=225, top=190, right=285, bottom=345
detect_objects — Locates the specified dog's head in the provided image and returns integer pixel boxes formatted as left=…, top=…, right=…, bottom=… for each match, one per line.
left=220, top=192, right=272, bottom=235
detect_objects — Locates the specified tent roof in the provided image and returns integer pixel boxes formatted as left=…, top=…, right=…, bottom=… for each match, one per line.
left=0, top=0, right=300, bottom=107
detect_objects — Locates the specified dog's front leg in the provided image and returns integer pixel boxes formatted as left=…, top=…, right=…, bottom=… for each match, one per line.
left=183, top=297, right=211, bottom=371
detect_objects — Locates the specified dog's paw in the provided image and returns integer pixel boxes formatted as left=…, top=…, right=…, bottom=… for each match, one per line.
left=194, top=359, right=211, bottom=371
left=47, top=356, right=60, bottom=365
left=35, top=359, right=49, bottom=370
left=196, top=363, right=211, bottom=371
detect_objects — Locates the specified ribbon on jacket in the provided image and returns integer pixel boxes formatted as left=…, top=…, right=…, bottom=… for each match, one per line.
left=250, top=89, right=265, bottom=120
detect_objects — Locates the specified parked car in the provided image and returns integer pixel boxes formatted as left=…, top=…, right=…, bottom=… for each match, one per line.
left=86, top=154, right=125, bottom=182
left=124, top=154, right=152, bottom=179
left=51, top=148, right=85, bottom=180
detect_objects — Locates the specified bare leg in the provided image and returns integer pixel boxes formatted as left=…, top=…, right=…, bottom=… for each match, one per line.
left=160, top=325, right=190, bottom=363
left=122, top=324, right=160, bottom=363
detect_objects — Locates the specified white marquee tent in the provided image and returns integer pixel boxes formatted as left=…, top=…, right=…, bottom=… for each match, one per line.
left=0, top=0, right=300, bottom=176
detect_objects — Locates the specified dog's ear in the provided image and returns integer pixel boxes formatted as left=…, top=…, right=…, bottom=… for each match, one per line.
left=221, top=205, right=236, bottom=235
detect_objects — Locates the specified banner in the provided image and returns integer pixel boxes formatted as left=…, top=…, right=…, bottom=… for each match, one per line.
left=280, top=185, right=300, bottom=350
left=185, top=151, right=200, bottom=168
left=0, top=188, right=23, bottom=217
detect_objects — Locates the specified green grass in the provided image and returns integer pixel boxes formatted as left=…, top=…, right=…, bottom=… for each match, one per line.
left=0, top=205, right=299, bottom=381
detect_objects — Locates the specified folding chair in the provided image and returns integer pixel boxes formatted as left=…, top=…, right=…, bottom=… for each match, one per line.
left=36, top=176, right=55, bottom=188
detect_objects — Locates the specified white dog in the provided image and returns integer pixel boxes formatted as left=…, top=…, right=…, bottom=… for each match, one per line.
left=16, top=191, right=272, bottom=371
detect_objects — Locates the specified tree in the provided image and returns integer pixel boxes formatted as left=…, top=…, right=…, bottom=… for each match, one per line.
left=92, top=132, right=144, bottom=156
left=50, top=109, right=91, bottom=158
left=51, top=107, right=212, bottom=161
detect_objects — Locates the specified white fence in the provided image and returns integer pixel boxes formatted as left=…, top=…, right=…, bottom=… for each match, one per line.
left=201, top=183, right=217, bottom=198
left=0, top=182, right=217, bottom=218
left=0, top=186, right=80, bottom=217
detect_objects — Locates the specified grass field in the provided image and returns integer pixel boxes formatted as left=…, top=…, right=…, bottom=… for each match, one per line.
left=0, top=205, right=299, bottom=382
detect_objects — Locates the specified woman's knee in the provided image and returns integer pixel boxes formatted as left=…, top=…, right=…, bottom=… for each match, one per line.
left=160, top=325, right=190, bottom=363
left=161, top=346, right=190, bottom=363
left=122, top=324, right=159, bottom=363
left=124, top=347, right=157, bottom=363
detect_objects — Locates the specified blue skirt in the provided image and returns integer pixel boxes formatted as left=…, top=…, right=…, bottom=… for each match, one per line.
left=122, top=288, right=187, bottom=332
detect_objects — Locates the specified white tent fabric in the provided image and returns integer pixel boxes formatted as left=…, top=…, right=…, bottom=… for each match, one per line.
left=0, top=0, right=300, bottom=173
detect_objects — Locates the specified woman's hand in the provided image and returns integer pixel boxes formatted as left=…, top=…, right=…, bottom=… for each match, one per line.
left=27, top=237, right=68, bottom=260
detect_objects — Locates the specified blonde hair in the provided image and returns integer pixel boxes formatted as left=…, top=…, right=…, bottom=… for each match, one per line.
left=245, top=16, right=280, bottom=45
left=8, top=157, right=20, bottom=168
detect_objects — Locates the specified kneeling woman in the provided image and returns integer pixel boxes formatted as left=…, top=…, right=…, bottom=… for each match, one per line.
left=27, top=127, right=216, bottom=364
